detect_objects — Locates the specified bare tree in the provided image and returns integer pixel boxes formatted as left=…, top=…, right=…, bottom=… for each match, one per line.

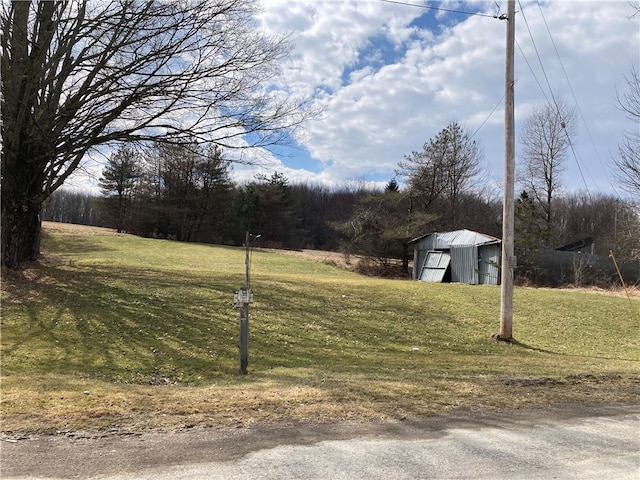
left=43, top=189, right=101, bottom=226
left=1, top=0, right=311, bottom=268
left=612, top=66, right=640, bottom=199
left=518, top=99, right=577, bottom=248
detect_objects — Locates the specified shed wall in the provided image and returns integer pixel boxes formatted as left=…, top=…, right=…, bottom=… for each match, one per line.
left=478, top=244, right=500, bottom=285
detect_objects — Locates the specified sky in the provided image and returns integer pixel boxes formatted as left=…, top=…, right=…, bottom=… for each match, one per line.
left=70, top=0, right=639, bottom=197
left=229, top=0, right=640, bottom=197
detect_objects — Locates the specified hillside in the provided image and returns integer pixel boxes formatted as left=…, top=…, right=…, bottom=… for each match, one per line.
left=1, top=222, right=638, bottom=434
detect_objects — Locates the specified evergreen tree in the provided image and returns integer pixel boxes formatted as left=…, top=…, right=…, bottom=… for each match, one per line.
left=397, top=122, right=482, bottom=230
left=99, top=147, right=141, bottom=233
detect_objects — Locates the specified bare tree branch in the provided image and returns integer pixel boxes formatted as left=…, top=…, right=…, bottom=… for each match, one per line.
left=612, top=66, right=640, bottom=199
left=518, top=99, right=577, bottom=248
left=1, top=0, right=313, bottom=267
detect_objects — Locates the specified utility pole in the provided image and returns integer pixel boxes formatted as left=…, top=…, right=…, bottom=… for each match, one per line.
left=235, top=230, right=254, bottom=374
left=499, top=0, right=516, bottom=341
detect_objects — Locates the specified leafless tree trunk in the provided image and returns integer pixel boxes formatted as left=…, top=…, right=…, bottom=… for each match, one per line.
left=1, top=0, right=311, bottom=268
left=518, top=99, right=576, bottom=248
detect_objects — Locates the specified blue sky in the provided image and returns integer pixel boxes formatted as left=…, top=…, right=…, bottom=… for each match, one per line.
left=69, top=1, right=639, bottom=198
left=227, top=0, right=639, bottom=197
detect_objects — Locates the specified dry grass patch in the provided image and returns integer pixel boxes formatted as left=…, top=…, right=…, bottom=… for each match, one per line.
left=2, top=372, right=637, bottom=435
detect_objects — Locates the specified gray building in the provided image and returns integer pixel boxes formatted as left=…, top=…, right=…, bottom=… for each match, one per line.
left=411, top=229, right=501, bottom=285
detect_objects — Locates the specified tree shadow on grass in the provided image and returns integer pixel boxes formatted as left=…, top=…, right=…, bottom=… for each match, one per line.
left=42, top=233, right=117, bottom=256
left=510, top=339, right=558, bottom=355
left=245, top=276, right=471, bottom=377
left=3, top=262, right=466, bottom=385
left=510, top=338, right=638, bottom=362
left=2, top=261, right=242, bottom=383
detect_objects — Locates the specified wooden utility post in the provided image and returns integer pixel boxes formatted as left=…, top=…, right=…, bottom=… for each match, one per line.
left=238, top=294, right=249, bottom=374
left=235, top=231, right=253, bottom=374
left=499, top=0, right=516, bottom=341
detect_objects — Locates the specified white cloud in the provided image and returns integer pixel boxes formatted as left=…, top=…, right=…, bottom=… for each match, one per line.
left=255, top=0, right=640, bottom=194
left=68, top=1, right=639, bottom=196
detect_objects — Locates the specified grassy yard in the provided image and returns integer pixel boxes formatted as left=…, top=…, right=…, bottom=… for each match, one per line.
left=1, top=223, right=638, bottom=434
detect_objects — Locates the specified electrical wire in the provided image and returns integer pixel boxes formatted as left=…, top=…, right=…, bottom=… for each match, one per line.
left=515, top=38, right=550, bottom=104
left=383, top=0, right=618, bottom=198
left=470, top=88, right=508, bottom=141
left=535, top=1, right=618, bottom=197
left=565, top=135, right=592, bottom=200
left=518, top=0, right=593, bottom=198
left=518, top=0, right=555, bottom=104
left=380, top=0, right=507, bottom=142
left=379, top=0, right=497, bottom=18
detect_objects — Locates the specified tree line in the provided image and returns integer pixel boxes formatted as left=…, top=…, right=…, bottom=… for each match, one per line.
left=43, top=118, right=640, bottom=286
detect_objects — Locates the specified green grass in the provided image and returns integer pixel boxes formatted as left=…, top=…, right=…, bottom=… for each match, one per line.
left=1, top=224, right=638, bottom=433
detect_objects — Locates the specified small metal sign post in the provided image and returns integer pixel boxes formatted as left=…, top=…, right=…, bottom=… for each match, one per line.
left=234, top=231, right=255, bottom=374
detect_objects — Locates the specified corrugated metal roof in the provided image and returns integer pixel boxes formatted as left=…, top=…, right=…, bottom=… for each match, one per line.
left=410, top=229, right=500, bottom=247
left=436, top=229, right=500, bottom=247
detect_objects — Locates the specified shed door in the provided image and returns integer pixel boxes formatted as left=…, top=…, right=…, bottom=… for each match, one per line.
left=419, top=251, right=451, bottom=282
left=450, top=245, right=479, bottom=284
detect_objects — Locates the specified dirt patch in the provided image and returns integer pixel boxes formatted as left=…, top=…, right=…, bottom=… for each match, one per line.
left=261, top=248, right=362, bottom=271
left=536, top=285, right=640, bottom=299
left=42, top=221, right=123, bottom=236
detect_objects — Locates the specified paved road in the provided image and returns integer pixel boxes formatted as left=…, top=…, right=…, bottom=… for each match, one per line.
left=3, top=406, right=639, bottom=479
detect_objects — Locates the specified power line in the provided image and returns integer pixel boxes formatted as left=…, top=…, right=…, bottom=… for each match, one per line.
left=380, top=0, right=507, bottom=141
left=518, top=0, right=593, bottom=198
left=518, top=0, right=555, bottom=103
left=470, top=87, right=510, bottom=141
left=515, top=38, right=550, bottom=103
left=535, top=1, right=616, bottom=196
left=379, top=0, right=497, bottom=18
left=565, top=132, right=592, bottom=200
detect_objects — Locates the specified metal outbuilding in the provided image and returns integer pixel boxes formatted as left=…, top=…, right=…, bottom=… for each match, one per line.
left=410, top=229, right=501, bottom=285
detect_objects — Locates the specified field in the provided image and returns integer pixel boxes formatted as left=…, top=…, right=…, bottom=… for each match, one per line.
left=1, top=222, right=638, bottom=434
